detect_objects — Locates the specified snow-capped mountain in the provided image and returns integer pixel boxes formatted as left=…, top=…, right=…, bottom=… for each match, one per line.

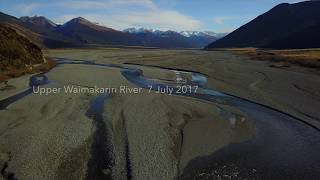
left=123, top=28, right=226, bottom=47
left=123, top=27, right=161, bottom=34
left=20, top=16, right=57, bottom=28
left=180, top=31, right=213, bottom=37
left=123, top=28, right=225, bottom=38
left=179, top=31, right=227, bottom=38
left=1, top=10, right=224, bottom=49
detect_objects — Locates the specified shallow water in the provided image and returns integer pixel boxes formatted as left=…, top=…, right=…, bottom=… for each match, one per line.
left=0, top=74, right=49, bottom=110
left=85, top=93, right=114, bottom=180
left=121, top=65, right=320, bottom=179
left=0, top=58, right=319, bottom=179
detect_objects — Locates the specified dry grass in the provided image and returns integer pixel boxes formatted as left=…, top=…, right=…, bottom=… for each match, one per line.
left=219, top=48, right=320, bottom=69
left=0, top=57, right=56, bottom=82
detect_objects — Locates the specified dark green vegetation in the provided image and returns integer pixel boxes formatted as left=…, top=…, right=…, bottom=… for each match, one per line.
left=207, top=1, right=320, bottom=49
left=0, top=24, right=43, bottom=72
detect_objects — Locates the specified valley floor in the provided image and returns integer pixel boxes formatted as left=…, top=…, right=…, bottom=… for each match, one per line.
left=0, top=48, right=319, bottom=179
left=46, top=48, right=320, bottom=128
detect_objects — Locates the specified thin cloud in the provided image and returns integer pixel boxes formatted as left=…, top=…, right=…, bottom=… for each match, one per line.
left=15, top=3, right=42, bottom=15
left=58, top=0, right=157, bottom=10
left=211, top=15, right=255, bottom=33
left=15, top=0, right=157, bottom=13
left=213, top=16, right=229, bottom=24
left=213, top=16, right=254, bottom=25
left=55, top=10, right=202, bottom=31
left=116, top=11, right=201, bottom=30
left=37, top=0, right=202, bottom=31
left=15, top=0, right=201, bottom=31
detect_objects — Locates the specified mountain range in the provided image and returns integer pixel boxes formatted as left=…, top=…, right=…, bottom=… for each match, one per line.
left=206, top=0, right=320, bottom=49
left=0, top=12, right=224, bottom=49
left=3, top=0, right=319, bottom=50
left=123, top=28, right=225, bottom=48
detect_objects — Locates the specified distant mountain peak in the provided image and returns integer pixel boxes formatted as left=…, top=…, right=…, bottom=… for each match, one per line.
left=180, top=31, right=201, bottom=37
left=66, top=17, right=93, bottom=25
left=180, top=31, right=205, bottom=37
left=123, top=28, right=225, bottom=38
left=64, top=17, right=98, bottom=26
left=20, top=15, right=57, bottom=28
left=123, top=27, right=161, bottom=34
left=179, top=31, right=227, bottom=38
left=62, top=17, right=115, bottom=32
left=64, top=17, right=104, bottom=27
left=73, top=17, right=89, bottom=22
left=0, top=11, right=223, bottom=49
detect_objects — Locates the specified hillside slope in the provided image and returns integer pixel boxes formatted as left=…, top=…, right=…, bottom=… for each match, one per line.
left=265, top=23, right=320, bottom=49
left=0, top=24, right=44, bottom=71
left=0, top=12, right=78, bottom=48
left=206, top=1, right=320, bottom=49
left=57, top=17, right=136, bottom=46
left=130, top=30, right=196, bottom=48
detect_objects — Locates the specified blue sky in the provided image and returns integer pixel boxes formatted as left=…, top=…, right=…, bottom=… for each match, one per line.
left=0, top=0, right=304, bottom=33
